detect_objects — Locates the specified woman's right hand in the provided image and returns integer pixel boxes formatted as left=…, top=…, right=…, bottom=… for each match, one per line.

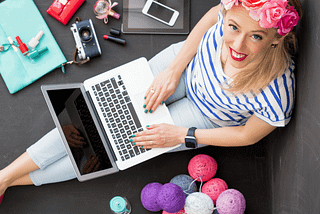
left=143, top=67, right=181, bottom=113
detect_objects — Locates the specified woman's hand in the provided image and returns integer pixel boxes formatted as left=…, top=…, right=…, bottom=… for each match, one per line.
left=130, top=124, right=188, bottom=149
left=143, top=68, right=181, bottom=113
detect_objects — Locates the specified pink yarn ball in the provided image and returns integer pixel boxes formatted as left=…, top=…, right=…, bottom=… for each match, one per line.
left=162, top=207, right=186, bottom=214
left=188, top=154, right=217, bottom=182
left=201, top=178, right=228, bottom=205
left=141, top=182, right=163, bottom=212
left=216, top=189, right=246, bottom=214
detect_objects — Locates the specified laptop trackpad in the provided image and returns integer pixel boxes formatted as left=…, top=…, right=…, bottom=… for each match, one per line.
left=133, top=92, right=172, bottom=126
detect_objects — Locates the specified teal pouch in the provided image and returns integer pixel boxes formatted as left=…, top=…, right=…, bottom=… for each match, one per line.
left=0, top=0, right=67, bottom=94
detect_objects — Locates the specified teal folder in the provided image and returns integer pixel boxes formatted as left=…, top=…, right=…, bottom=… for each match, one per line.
left=0, top=0, right=67, bottom=94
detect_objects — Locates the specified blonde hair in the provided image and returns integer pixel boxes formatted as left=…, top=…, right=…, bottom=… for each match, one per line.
left=223, top=0, right=302, bottom=94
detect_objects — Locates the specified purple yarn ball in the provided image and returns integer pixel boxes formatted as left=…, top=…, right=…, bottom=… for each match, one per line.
left=157, top=183, right=186, bottom=213
left=216, top=189, right=246, bottom=214
left=141, top=182, right=163, bottom=212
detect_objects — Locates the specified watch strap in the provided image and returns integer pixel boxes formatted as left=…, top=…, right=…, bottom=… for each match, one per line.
left=187, top=127, right=197, bottom=137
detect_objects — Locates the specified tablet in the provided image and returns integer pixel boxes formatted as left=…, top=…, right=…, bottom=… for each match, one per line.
left=122, top=0, right=190, bottom=34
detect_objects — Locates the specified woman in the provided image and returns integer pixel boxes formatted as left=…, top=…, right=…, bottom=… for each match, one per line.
left=0, top=0, right=302, bottom=203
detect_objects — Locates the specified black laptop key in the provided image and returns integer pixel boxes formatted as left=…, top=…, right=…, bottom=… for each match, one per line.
left=95, top=84, right=101, bottom=91
left=140, top=148, right=146, bottom=153
left=127, top=102, right=141, bottom=128
left=129, top=150, right=135, bottom=158
left=124, top=96, right=131, bottom=103
left=111, top=77, right=118, bottom=89
left=133, top=146, right=140, bottom=155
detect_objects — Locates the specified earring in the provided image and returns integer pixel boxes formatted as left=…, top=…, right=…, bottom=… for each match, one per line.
left=271, top=44, right=278, bottom=48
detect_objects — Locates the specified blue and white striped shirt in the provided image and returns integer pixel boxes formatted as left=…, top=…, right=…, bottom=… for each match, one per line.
left=186, top=10, right=295, bottom=127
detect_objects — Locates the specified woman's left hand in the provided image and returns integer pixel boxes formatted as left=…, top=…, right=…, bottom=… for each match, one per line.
left=130, top=124, right=188, bottom=149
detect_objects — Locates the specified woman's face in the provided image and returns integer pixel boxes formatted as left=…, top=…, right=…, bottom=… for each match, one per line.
left=222, top=4, right=282, bottom=70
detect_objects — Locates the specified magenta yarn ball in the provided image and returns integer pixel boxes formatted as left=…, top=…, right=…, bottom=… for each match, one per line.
left=141, top=182, right=163, bottom=212
left=157, top=183, right=186, bottom=213
left=216, top=189, right=246, bottom=214
left=201, top=178, right=228, bottom=205
left=162, top=207, right=186, bottom=214
left=188, top=154, right=217, bottom=182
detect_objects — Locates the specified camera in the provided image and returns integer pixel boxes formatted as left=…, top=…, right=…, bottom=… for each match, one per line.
left=70, top=19, right=101, bottom=60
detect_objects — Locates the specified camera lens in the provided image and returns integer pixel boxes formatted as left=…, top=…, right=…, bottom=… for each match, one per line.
left=79, top=27, right=92, bottom=42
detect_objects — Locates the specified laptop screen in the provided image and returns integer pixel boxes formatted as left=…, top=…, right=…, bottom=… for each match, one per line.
left=47, top=88, right=113, bottom=175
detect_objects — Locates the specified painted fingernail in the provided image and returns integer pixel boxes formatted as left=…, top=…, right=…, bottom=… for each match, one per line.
left=162, top=101, right=165, bottom=104
left=144, top=96, right=146, bottom=99
left=132, top=143, right=136, bottom=146
left=144, top=109, right=148, bottom=113
left=141, top=146, right=144, bottom=148
left=146, top=125, right=150, bottom=128
left=149, top=110, right=153, bottom=113
left=131, top=134, right=136, bottom=137
left=129, top=139, right=133, bottom=142
left=143, top=104, right=146, bottom=108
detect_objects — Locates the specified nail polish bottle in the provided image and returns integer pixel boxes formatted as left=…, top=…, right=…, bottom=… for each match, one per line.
left=28, top=46, right=49, bottom=60
left=15, top=36, right=29, bottom=55
left=28, top=30, right=44, bottom=50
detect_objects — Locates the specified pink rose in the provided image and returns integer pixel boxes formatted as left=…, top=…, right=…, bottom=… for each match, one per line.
left=277, top=6, right=300, bottom=36
left=258, top=0, right=288, bottom=28
left=241, top=0, right=268, bottom=10
left=221, top=0, right=240, bottom=10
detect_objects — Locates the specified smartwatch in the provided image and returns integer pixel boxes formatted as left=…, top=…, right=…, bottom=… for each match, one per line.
left=185, top=127, right=198, bottom=149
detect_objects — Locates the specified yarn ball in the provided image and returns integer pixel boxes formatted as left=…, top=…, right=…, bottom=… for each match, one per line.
left=188, top=154, right=217, bottom=182
left=184, top=192, right=214, bottom=214
left=216, top=189, right=246, bottom=214
left=201, top=178, right=228, bottom=204
left=157, top=183, right=186, bottom=213
left=140, top=182, right=163, bottom=212
left=170, top=174, right=197, bottom=197
left=162, top=207, right=186, bottom=214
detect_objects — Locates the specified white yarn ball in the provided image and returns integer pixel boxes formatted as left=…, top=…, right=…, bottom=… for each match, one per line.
left=184, top=192, right=214, bottom=214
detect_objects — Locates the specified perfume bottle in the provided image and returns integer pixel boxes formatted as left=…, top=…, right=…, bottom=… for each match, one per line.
left=93, top=0, right=120, bottom=24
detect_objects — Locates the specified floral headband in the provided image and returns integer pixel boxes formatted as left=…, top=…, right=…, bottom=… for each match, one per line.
left=221, top=0, right=300, bottom=36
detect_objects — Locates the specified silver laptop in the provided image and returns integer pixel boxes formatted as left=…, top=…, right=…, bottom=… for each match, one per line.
left=41, top=57, right=180, bottom=181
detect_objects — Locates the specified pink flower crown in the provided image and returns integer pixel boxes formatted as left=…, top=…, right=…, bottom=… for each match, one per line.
left=221, top=0, right=300, bottom=36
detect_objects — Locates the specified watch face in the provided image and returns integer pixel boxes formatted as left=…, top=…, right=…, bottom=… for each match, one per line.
left=186, top=140, right=197, bottom=148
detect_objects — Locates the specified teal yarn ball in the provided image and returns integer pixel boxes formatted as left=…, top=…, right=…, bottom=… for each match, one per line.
left=170, top=174, right=197, bottom=197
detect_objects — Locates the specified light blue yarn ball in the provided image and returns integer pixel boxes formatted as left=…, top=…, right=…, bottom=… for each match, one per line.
left=170, top=174, right=197, bottom=197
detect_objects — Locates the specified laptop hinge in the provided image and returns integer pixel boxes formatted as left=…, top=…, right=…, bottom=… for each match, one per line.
left=85, top=91, right=118, bottom=162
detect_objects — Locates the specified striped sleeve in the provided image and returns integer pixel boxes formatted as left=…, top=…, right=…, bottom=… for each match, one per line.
left=254, top=60, right=295, bottom=127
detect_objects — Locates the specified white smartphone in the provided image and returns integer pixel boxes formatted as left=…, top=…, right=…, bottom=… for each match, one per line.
left=142, top=0, right=179, bottom=27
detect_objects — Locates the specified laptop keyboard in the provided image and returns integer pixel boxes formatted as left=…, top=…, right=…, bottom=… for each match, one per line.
left=92, top=74, right=150, bottom=162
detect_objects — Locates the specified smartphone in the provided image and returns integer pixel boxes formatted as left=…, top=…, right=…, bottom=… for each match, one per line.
left=142, top=0, right=179, bottom=27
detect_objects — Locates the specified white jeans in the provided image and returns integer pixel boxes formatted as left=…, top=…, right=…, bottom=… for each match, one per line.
left=27, top=41, right=218, bottom=186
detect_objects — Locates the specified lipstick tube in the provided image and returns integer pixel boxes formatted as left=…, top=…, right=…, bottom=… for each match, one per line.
left=103, top=35, right=126, bottom=45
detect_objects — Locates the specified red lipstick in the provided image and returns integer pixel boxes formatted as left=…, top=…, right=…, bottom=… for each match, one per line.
left=230, top=47, right=247, bottom=61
